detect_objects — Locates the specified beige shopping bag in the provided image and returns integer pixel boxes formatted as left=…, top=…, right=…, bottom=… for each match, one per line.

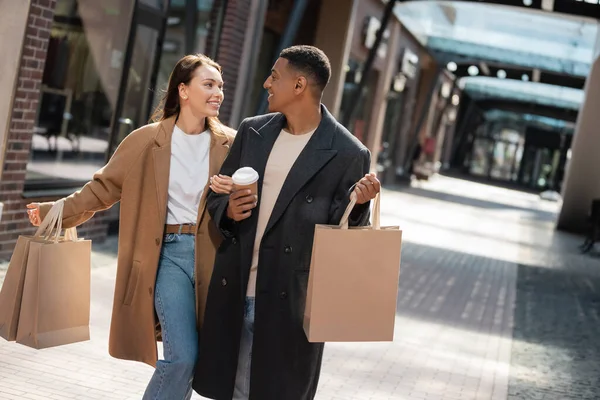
left=15, top=200, right=92, bottom=349
left=0, top=236, right=34, bottom=341
left=0, top=202, right=71, bottom=342
left=0, top=203, right=68, bottom=341
left=303, top=192, right=402, bottom=342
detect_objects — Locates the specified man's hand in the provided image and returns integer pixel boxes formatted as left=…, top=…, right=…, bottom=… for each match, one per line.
left=226, top=190, right=257, bottom=221
left=354, top=173, right=380, bottom=204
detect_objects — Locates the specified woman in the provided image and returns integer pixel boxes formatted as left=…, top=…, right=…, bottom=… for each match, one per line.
left=26, top=54, right=235, bottom=400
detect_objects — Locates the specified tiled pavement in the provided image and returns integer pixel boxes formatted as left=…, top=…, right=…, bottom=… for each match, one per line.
left=1, top=176, right=599, bottom=400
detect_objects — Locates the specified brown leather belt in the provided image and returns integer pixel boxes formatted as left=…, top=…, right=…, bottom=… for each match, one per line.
left=164, top=224, right=197, bottom=235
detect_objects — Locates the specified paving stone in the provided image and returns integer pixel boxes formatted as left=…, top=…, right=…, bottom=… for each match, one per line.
left=0, top=176, right=597, bottom=399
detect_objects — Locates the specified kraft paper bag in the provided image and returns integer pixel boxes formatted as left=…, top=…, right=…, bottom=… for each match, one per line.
left=303, top=192, right=402, bottom=342
left=0, top=203, right=65, bottom=341
left=15, top=200, right=92, bottom=349
left=0, top=236, right=34, bottom=341
left=0, top=201, right=71, bottom=342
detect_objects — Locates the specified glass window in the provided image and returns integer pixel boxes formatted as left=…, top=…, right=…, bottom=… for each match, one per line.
left=112, top=25, right=160, bottom=151
left=490, top=141, right=518, bottom=181
left=139, top=0, right=168, bottom=10
left=27, top=0, right=134, bottom=187
left=152, top=0, right=226, bottom=113
left=469, top=138, right=493, bottom=176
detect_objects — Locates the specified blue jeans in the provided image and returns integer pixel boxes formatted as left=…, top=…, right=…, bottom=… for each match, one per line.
left=233, top=297, right=255, bottom=400
left=143, top=233, right=197, bottom=400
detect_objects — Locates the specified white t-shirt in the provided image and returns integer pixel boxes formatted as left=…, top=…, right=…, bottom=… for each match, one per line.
left=247, top=128, right=316, bottom=296
left=166, top=124, right=211, bottom=224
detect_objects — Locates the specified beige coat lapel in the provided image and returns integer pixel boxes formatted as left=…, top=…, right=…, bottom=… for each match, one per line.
left=196, top=133, right=231, bottom=228
left=153, top=117, right=176, bottom=229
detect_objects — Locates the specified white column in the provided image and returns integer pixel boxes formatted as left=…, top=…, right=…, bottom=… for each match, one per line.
left=557, top=23, right=600, bottom=232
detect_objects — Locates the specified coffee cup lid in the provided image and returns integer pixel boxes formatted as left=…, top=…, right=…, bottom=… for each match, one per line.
left=232, top=167, right=259, bottom=185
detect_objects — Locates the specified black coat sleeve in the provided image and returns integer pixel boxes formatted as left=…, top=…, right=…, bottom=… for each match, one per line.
left=207, top=119, right=247, bottom=238
left=329, top=148, right=371, bottom=227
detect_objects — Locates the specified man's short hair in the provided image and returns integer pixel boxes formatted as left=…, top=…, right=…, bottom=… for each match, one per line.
left=280, top=45, right=331, bottom=92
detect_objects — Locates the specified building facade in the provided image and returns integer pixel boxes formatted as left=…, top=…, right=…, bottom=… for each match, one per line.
left=0, top=0, right=447, bottom=260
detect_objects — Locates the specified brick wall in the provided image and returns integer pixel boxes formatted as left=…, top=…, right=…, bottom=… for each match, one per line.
left=0, top=0, right=108, bottom=262
left=213, top=0, right=253, bottom=125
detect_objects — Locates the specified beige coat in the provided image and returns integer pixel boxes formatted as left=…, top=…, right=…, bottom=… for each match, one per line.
left=39, top=116, right=235, bottom=367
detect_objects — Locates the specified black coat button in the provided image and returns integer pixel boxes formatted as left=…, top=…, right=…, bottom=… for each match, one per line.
left=231, top=237, right=237, bottom=245
left=221, top=278, right=227, bottom=286
left=280, top=291, right=287, bottom=299
left=284, top=246, right=292, bottom=254
left=305, top=195, right=313, bottom=203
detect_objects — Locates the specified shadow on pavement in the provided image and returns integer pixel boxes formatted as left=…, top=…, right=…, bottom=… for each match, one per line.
left=509, top=262, right=600, bottom=400
left=396, top=241, right=515, bottom=334
left=398, top=240, right=600, bottom=399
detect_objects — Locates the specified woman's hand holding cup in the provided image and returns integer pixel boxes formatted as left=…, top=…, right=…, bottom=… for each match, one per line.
left=210, top=174, right=234, bottom=194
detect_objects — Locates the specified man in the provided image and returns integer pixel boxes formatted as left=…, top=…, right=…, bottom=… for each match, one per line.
left=193, top=45, right=381, bottom=400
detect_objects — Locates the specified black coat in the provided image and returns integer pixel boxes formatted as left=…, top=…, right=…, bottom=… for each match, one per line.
left=193, top=105, right=371, bottom=400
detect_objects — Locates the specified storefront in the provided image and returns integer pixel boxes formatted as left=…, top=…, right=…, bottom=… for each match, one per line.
left=376, top=39, right=426, bottom=184
left=460, top=116, right=573, bottom=192
left=412, top=71, right=461, bottom=177
left=26, top=0, right=227, bottom=193
left=0, top=0, right=440, bottom=260
left=241, top=0, right=322, bottom=119
left=339, top=0, right=391, bottom=147
left=0, top=0, right=228, bottom=259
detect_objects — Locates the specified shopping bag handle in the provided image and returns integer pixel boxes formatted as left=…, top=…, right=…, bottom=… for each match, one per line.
left=34, top=200, right=63, bottom=241
left=64, top=228, right=78, bottom=241
left=34, top=200, right=78, bottom=243
left=339, top=191, right=381, bottom=230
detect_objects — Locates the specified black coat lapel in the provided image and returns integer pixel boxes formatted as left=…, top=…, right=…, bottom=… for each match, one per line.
left=152, top=117, right=176, bottom=230
left=237, top=114, right=283, bottom=288
left=264, top=107, right=338, bottom=236
left=244, top=114, right=284, bottom=203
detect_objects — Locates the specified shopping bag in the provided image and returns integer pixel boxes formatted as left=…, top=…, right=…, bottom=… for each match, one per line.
left=15, top=200, right=92, bottom=349
left=0, top=236, right=34, bottom=341
left=0, top=201, right=67, bottom=342
left=303, top=192, right=402, bottom=342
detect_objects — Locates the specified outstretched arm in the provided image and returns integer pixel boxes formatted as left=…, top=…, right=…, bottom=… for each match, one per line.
left=30, top=131, right=148, bottom=228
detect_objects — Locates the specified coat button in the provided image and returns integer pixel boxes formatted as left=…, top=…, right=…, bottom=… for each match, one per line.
left=155, top=238, right=160, bottom=246
left=231, top=237, right=237, bottom=245
left=284, top=246, right=292, bottom=254
left=279, top=291, right=287, bottom=299
left=306, top=195, right=313, bottom=203
left=221, top=278, right=227, bottom=286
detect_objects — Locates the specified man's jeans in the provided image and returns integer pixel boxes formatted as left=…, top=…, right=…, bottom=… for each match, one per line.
left=143, top=233, right=197, bottom=400
left=233, top=297, right=255, bottom=400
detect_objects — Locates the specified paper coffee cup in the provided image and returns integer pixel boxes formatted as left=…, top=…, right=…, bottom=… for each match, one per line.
left=232, top=167, right=259, bottom=195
